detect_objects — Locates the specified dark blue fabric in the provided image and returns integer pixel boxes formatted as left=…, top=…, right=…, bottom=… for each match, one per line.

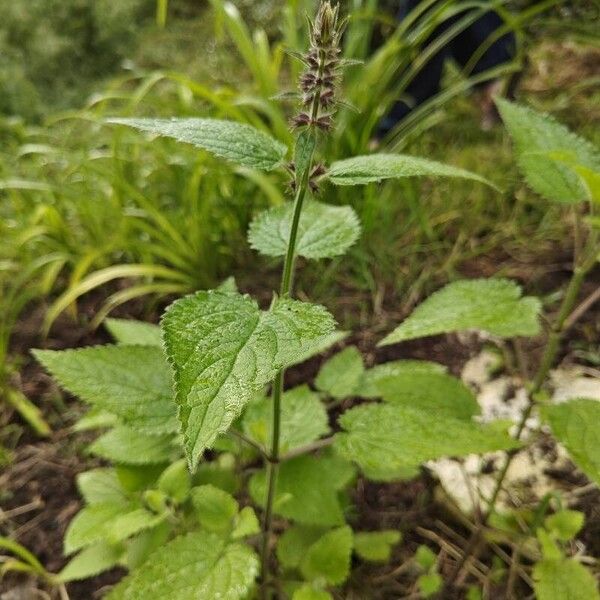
left=378, top=0, right=516, bottom=134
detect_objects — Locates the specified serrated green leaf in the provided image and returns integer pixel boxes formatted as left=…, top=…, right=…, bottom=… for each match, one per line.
left=496, top=98, right=600, bottom=204
left=277, top=525, right=327, bottom=570
left=356, top=360, right=446, bottom=398
left=191, top=484, right=238, bottom=532
left=380, top=279, right=541, bottom=345
left=161, top=290, right=335, bottom=468
left=59, top=541, right=124, bottom=582
left=65, top=502, right=163, bottom=555
left=544, top=510, right=584, bottom=541
left=300, top=526, right=353, bottom=585
left=105, top=318, right=162, bottom=346
left=533, top=558, right=600, bottom=600
left=415, top=545, right=437, bottom=571
left=89, top=426, right=178, bottom=465
left=157, top=459, right=191, bottom=503
left=34, top=346, right=177, bottom=434
left=354, top=530, right=401, bottom=562
left=108, top=118, right=287, bottom=170
left=248, top=201, right=360, bottom=260
left=108, top=509, right=166, bottom=545
left=77, top=468, right=128, bottom=505
left=242, top=385, right=329, bottom=453
left=64, top=503, right=126, bottom=554
left=107, top=532, right=259, bottom=600
left=418, top=572, right=443, bottom=597
left=249, top=454, right=355, bottom=526
left=541, top=399, right=600, bottom=485
left=328, top=153, right=495, bottom=188
left=232, top=506, right=260, bottom=539
left=335, top=403, right=519, bottom=481
left=315, top=347, right=364, bottom=399
left=292, top=584, right=333, bottom=600
left=376, top=372, right=478, bottom=420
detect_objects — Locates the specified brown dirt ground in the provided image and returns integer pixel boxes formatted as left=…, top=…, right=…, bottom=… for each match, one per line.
left=1, top=256, right=599, bottom=599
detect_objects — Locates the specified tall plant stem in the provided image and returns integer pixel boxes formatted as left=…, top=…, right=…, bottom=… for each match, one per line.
left=447, top=225, right=597, bottom=587
left=260, top=157, right=314, bottom=599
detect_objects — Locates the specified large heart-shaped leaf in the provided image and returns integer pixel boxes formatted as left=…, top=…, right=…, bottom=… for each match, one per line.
left=162, top=290, right=335, bottom=468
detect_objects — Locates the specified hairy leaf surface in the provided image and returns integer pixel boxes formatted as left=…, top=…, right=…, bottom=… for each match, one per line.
left=249, top=454, right=355, bottom=526
left=162, top=290, right=335, bottom=467
left=541, top=399, right=600, bottom=485
left=381, top=279, right=540, bottom=345
left=34, top=346, right=177, bottom=434
left=108, top=118, right=287, bottom=170
left=496, top=98, right=600, bottom=204
left=107, top=532, right=259, bottom=600
left=242, top=385, right=329, bottom=453
left=328, top=154, right=494, bottom=187
left=248, top=201, right=360, bottom=259
left=335, top=403, right=519, bottom=480
left=315, top=346, right=364, bottom=399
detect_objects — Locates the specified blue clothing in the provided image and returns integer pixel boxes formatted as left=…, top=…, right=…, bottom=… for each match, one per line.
left=378, top=0, right=516, bottom=134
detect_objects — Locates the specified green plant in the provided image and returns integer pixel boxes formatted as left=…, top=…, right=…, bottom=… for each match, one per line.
left=32, top=4, right=599, bottom=599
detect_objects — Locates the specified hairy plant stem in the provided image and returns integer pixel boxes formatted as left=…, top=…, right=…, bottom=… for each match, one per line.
left=447, top=224, right=598, bottom=588
left=260, top=142, right=316, bottom=600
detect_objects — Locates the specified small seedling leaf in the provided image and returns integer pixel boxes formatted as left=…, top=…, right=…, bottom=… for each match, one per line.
left=242, top=385, right=329, bottom=453
left=315, top=346, right=364, bottom=399
left=300, top=526, right=353, bottom=585
left=533, top=558, right=600, bottom=600
left=354, top=530, right=401, bottom=562
left=59, top=541, right=124, bottom=582
left=249, top=454, right=355, bottom=526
